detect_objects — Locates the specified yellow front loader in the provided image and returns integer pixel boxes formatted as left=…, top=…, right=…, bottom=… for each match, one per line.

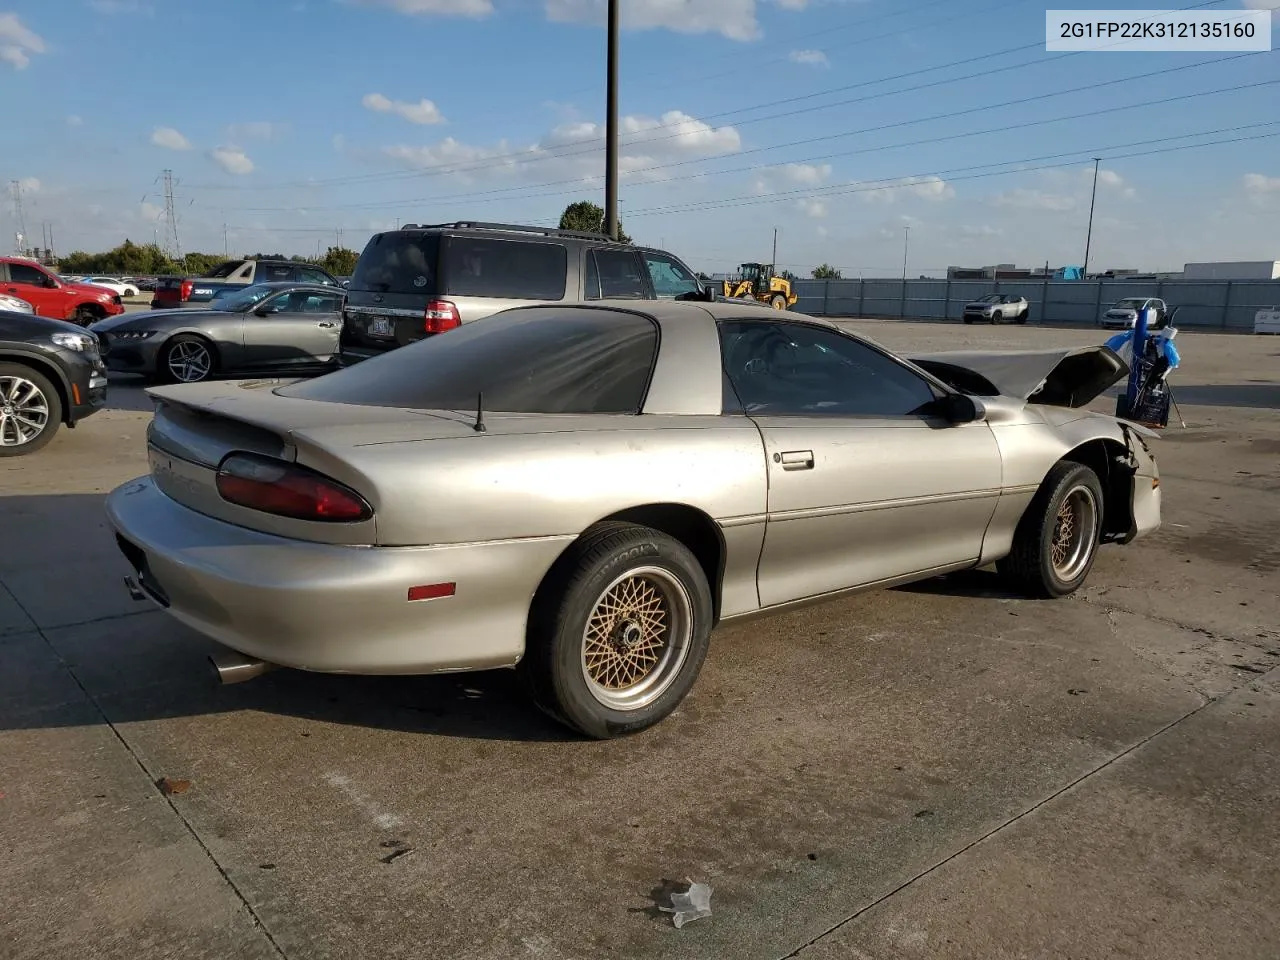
left=721, top=262, right=797, bottom=310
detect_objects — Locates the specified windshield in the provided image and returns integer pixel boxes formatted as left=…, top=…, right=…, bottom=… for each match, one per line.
left=216, top=284, right=279, bottom=312
left=279, top=306, right=658, bottom=414
left=1115, top=298, right=1146, bottom=308
left=978, top=294, right=1001, bottom=303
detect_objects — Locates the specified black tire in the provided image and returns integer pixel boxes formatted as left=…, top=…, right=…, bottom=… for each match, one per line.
left=0, top=362, right=62, bottom=457
left=74, top=304, right=104, bottom=327
left=1015, top=308, right=1029, bottom=325
left=962, top=317, right=972, bottom=324
left=159, top=334, right=217, bottom=384
left=998, top=461, right=1105, bottom=599
left=520, top=523, right=713, bottom=739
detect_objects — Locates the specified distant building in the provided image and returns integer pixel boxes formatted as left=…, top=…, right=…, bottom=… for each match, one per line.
left=1182, top=261, right=1280, bottom=281
left=947, top=263, right=1082, bottom=280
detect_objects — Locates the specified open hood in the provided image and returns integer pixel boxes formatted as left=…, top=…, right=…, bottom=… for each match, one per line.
left=908, top=345, right=1128, bottom=408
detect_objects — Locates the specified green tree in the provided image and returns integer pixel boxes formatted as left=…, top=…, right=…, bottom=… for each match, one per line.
left=812, top=263, right=842, bottom=280
left=319, top=246, right=360, bottom=276
left=559, top=200, right=632, bottom=244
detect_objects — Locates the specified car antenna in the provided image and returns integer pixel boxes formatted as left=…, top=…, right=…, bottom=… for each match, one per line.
left=473, top=391, right=487, bottom=433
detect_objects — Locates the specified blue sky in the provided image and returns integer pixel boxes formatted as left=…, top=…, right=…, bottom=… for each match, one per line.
left=2, top=0, right=1277, bottom=275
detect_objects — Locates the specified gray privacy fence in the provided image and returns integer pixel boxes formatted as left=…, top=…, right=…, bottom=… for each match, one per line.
left=790, top=278, right=1280, bottom=331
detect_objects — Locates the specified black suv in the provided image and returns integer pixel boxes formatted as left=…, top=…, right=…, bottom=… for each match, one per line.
left=0, top=307, right=107, bottom=457
left=338, top=221, right=713, bottom=364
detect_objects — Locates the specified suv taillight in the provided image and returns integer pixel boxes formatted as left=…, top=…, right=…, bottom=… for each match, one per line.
left=179, top=280, right=194, bottom=301
left=424, top=299, right=461, bottom=334
left=215, top=453, right=372, bottom=522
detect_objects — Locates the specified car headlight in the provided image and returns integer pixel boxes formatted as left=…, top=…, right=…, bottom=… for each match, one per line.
left=51, top=332, right=95, bottom=351
left=112, top=330, right=156, bottom=340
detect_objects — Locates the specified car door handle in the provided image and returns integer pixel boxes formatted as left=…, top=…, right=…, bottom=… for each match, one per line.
left=317, top=321, right=336, bottom=328
left=779, top=450, right=815, bottom=470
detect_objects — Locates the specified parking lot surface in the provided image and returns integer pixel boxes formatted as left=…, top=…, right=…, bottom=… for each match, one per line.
left=2, top=319, right=1277, bottom=960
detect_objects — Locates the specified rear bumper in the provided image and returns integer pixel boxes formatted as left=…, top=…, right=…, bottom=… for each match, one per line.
left=104, top=477, right=574, bottom=675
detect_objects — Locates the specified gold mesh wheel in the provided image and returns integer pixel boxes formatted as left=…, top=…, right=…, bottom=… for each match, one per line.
left=1050, top=486, right=1098, bottom=581
left=580, top=565, right=693, bottom=711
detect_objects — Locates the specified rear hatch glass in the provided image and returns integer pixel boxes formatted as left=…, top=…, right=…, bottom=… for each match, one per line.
left=349, top=233, right=443, bottom=296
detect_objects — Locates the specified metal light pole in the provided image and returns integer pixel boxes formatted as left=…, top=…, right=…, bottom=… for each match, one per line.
left=1082, top=157, right=1101, bottom=277
left=603, top=0, right=620, bottom=239
left=772, top=227, right=778, bottom=266
left=902, top=225, right=910, bottom=280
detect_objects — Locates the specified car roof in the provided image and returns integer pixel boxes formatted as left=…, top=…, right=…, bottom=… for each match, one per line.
left=515, top=298, right=841, bottom=329
left=243, top=281, right=342, bottom=291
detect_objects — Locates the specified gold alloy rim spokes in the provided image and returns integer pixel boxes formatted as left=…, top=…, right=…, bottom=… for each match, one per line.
left=581, top=565, right=693, bottom=711
left=1051, top=486, right=1098, bottom=581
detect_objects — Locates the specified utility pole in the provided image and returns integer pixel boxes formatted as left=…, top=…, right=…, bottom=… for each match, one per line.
left=603, top=0, right=620, bottom=239
left=160, top=169, right=181, bottom=260
left=9, top=180, right=28, bottom=255
left=772, top=227, right=778, bottom=266
left=902, top=225, right=910, bottom=281
left=223, top=222, right=229, bottom=258
left=1082, top=157, right=1101, bottom=278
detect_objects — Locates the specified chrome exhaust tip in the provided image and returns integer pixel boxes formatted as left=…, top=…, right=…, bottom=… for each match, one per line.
left=209, top=649, right=278, bottom=684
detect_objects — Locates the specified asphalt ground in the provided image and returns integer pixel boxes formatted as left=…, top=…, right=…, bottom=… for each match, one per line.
left=2, top=315, right=1277, bottom=960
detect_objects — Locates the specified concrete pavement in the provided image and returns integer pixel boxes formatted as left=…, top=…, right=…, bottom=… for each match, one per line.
left=1, top=320, right=1277, bottom=959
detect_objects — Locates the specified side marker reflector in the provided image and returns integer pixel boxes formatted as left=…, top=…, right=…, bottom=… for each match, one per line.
left=408, top=582, right=456, bottom=602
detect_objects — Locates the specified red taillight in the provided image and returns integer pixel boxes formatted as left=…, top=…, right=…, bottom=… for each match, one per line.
left=215, top=453, right=372, bottom=522
left=424, top=299, right=461, bottom=334
left=179, top=280, right=193, bottom=301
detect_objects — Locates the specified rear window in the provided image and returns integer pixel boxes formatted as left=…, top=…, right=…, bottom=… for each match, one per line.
left=205, top=261, right=248, bottom=279
left=443, top=237, right=567, bottom=300
left=350, top=233, right=442, bottom=294
left=279, top=306, right=657, bottom=414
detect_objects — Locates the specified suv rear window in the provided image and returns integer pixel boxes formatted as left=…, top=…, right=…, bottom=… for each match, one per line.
left=280, top=306, right=656, bottom=414
left=350, top=233, right=442, bottom=294
left=443, top=237, right=567, bottom=300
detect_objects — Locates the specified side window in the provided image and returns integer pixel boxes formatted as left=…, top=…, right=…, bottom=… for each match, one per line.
left=297, top=267, right=333, bottom=286
left=643, top=251, right=700, bottom=299
left=444, top=238, right=568, bottom=300
left=257, top=293, right=292, bottom=315
left=9, top=263, right=49, bottom=286
left=718, top=319, right=938, bottom=417
left=583, top=249, right=601, bottom=299
left=258, top=264, right=292, bottom=282
left=590, top=249, right=647, bottom=299
left=302, top=293, right=343, bottom=313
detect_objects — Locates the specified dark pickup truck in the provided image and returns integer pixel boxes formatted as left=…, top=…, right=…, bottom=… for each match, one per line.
left=151, top=259, right=340, bottom=308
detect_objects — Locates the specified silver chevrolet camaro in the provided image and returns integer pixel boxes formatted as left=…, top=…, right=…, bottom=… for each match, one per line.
left=106, top=300, right=1162, bottom=738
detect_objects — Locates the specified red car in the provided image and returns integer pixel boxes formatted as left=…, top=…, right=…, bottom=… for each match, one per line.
left=1, top=257, right=126, bottom=326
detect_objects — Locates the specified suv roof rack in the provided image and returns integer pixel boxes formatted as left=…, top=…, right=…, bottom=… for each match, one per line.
left=396, top=221, right=627, bottom=243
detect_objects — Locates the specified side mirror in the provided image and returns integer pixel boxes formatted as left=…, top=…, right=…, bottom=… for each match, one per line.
left=941, top=392, right=985, bottom=424
left=253, top=306, right=270, bottom=317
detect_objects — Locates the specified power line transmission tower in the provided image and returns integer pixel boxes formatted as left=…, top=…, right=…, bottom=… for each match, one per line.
left=159, top=169, right=182, bottom=260
left=9, top=180, right=29, bottom=255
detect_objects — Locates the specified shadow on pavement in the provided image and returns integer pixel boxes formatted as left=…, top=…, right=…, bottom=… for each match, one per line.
left=893, top=568, right=1023, bottom=600
left=105, top=374, right=157, bottom=412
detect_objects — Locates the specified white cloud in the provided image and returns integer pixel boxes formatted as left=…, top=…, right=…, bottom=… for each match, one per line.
left=860, top=175, right=956, bottom=204
left=362, top=92, right=446, bottom=125
left=752, top=162, right=832, bottom=195
left=349, top=0, right=493, bottom=16
left=959, top=224, right=1002, bottom=238
left=150, top=126, right=192, bottom=151
left=797, top=198, right=827, bottom=218
left=88, top=0, right=154, bottom=12
left=0, top=13, right=45, bottom=70
left=209, top=146, right=254, bottom=175
left=789, top=49, right=829, bottom=67
left=546, top=0, right=763, bottom=41
left=67, top=114, right=83, bottom=127
left=1243, top=172, right=1280, bottom=195
left=17, top=177, right=40, bottom=194
left=374, top=109, right=740, bottom=188
left=993, top=188, right=1077, bottom=212
left=228, top=121, right=280, bottom=140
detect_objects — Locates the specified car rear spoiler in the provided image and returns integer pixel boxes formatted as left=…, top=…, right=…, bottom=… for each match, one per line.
left=908, top=345, right=1128, bottom=408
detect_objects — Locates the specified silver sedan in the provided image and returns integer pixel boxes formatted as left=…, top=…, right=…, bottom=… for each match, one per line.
left=89, top=282, right=345, bottom=383
left=106, top=300, right=1161, bottom=738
